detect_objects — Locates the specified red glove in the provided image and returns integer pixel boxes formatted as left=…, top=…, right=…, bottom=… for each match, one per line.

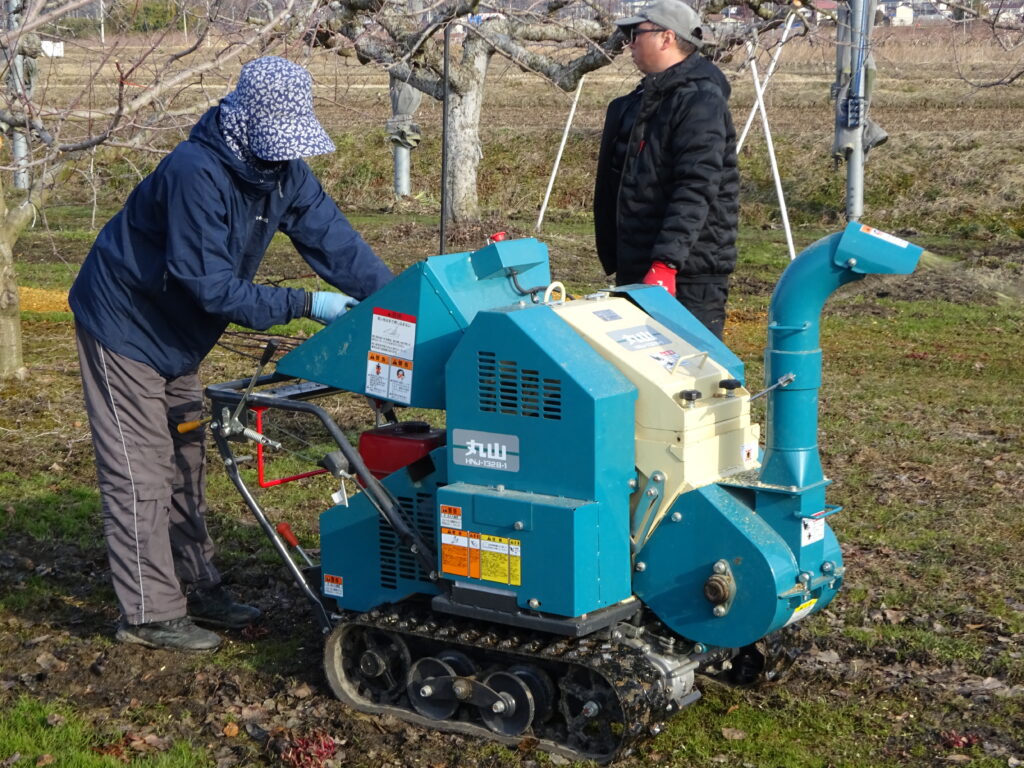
left=642, top=262, right=677, bottom=294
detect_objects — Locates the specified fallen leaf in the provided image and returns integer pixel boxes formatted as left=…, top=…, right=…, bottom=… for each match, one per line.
left=288, top=682, right=313, bottom=699
left=725, top=704, right=740, bottom=715
left=34, top=652, right=67, bottom=673
left=517, top=736, right=539, bottom=753
left=45, top=713, right=65, bottom=727
left=36, top=756, right=55, bottom=767
left=223, top=722, right=239, bottom=738
left=722, top=727, right=747, bottom=741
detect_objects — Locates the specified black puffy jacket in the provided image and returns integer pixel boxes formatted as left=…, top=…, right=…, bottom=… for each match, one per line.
left=594, top=54, right=739, bottom=286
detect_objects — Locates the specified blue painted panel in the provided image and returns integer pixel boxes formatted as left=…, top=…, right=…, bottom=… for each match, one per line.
left=444, top=305, right=637, bottom=505
left=437, top=483, right=631, bottom=617
left=636, top=485, right=802, bottom=647
left=277, top=239, right=551, bottom=409
left=318, top=447, right=445, bottom=611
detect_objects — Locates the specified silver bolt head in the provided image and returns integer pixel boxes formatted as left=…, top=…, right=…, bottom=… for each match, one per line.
left=628, top=478, right=638, bottom=489
left=581, top=700, right=600, bottom=718
left=419, top=685, right=434, bottom=698
left=671, top=511, right=682, bottom=522
left=846, top=257, right=857, bottom=267
left=712, top=605, right=727, bottom=617
left=528, top=598, right=540, bottom=609
left=513, top=521, right=524, bottom=531
left=798, top=571, right=811, bottom=584
left=713, top=559, right=728, bottom=574
left=635, top=561, right=647, bottom=572
left=646, top=488, right=658, bottom=497
left=821, top=561, right=834, bottom=573
left=652, top=472, right=664, bottom=483
left=496, top=484, right=506, bottom=492
left=491, top=700, right=507, bottom=714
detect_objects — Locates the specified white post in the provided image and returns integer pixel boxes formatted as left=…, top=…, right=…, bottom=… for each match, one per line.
left=100, top=0, right=105, bottom=44
left=536, top=75, right=585, bottom=233
left=746, top=42, right=796, bottom=261
left=737, top=12, right=797, bottom=154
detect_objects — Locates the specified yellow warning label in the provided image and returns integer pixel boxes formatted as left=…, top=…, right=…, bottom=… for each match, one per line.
left=480, top=534, right=510, bottom=583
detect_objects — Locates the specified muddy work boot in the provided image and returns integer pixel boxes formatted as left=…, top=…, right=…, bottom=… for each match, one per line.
left=186, top=584, right=261, bottom=630
left=116, top=616, right=222, bottom=651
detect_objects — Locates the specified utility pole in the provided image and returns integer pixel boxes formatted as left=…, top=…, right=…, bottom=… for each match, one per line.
left=834, top=0, right=883, bottom=222
left=4, top=0, right=35, bottom=190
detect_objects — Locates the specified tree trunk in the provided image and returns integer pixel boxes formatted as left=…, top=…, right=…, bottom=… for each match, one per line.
left=444, top=38, right=491, bottom=223
left=0, top=236, right=27, bottom=380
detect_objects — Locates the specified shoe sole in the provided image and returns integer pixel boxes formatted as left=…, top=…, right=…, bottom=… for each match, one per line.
left=116, top=627, right=221, bottom=651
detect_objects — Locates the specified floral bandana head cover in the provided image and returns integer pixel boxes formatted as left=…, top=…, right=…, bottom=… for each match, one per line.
left=218, top=56, right=335, bottom=163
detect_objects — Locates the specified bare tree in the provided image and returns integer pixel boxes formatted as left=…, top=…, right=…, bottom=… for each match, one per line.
left=0, top=0, right=323, bottom=378
left=311, top=0, right=627, bottom=222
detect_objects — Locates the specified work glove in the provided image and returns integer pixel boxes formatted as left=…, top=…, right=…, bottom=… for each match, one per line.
left=642, top=262, right=677, bottom=294
left=309, top=291, right=358, bottom=324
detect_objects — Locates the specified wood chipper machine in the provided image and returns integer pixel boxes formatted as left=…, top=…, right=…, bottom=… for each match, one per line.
left=205, top=222, right=921, bottom=762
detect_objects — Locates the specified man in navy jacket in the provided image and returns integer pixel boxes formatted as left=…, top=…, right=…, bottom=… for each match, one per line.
left=70, top=57, right=393, bottom=651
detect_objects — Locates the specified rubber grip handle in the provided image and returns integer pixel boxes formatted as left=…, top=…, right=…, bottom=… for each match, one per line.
left=177, top=418, right=210, bottom=434
left=276, top=521, right=300, bottom=548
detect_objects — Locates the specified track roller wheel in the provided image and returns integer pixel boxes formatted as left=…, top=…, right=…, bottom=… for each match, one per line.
left=408, top=657, right=460, bottom=720
left=508, top=664, right=556, bottom=723
left=437, top=649, right=478, bottom=677
left=479, top=671, right=535, bottom=736
left=324, top=625, right=411, bottom=704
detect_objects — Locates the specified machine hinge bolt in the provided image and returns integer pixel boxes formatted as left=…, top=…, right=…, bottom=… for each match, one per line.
left=712, top=605, right=728, bottom=617
left=671, top=512, right=682, bottom=522
left=846, top=257, right=857, bottom=267
left=496, top=484, right=506, bottom=492
left=428, top=570, right=439, bottom=581
left=635, top=561, right=647, bottom=572
left=821, top=561, right=834, bottom=574
left=611, top=630, right=623, bottom=641
left=798, top=571, right=811, bottom=584
left=528, top=598, right=541, bottom=609
left=582, top=700, right=600, bottom=718
left=419, top=685, right=434, bottom=698
left=652, top=472, right=664, bottom=483
left=713, top=559, right=728, bottom=574
left=513, top=521, right=524, bottom=531
left=492, top=699, right=507, bottom=714
left=628, top=478, right=639, bottom=489
left=646, top=488, right=658, bottom=497
left=410, top=544, right=419, bottom=554
left=453, top=679, right=472, bottom=700
left=693, top=643, right=707, bottom=654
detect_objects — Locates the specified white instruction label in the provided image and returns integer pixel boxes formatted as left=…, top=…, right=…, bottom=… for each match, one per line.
left=801, top=517, right=825, bottom=546
left=860, top=225, right=909, bottom=248
left=371, top=308, right=417, bottom=360
left=323, top=574, right=344, bottom=598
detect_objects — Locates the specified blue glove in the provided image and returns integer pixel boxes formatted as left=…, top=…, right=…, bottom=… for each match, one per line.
left=310, top=291, right=358, bottom=324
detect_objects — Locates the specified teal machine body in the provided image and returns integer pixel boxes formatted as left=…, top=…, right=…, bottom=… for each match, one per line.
left=206, top=223, right=922, bottom=759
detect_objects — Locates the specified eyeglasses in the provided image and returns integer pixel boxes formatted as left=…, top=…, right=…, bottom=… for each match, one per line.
left=628, top=26, right=665, bottom=43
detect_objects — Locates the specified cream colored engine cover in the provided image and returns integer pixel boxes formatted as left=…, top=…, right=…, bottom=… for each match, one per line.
left=554, top=294, right=760, bottom=538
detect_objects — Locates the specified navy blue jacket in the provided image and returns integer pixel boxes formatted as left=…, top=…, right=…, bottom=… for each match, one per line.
left=70, top=106, right=393, bottom=378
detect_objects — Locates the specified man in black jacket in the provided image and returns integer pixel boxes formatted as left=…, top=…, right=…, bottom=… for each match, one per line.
left=594, top=0, right=739, bottom=338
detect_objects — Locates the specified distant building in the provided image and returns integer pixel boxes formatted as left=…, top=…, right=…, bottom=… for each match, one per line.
left=892, top=4, right=914, bottom=24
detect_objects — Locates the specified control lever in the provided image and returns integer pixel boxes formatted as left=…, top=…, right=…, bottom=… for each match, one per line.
left=213, top=341, right=283, bottom=448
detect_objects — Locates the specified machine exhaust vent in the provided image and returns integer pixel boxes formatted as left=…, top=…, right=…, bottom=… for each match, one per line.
left=477, top=351, right=561, bottom=420
left=378, top=492, right=436, bottom=590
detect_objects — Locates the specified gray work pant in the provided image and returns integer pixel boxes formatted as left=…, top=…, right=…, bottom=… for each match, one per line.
left=76, top=323, right=220, bottom=625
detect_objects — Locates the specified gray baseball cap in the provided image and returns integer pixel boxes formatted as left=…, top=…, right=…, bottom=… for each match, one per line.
left=616, top=0, right=705, bottom=48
